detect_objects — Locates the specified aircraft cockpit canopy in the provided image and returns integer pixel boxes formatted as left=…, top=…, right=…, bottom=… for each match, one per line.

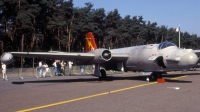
left=158, top=42, right=177, bottom=50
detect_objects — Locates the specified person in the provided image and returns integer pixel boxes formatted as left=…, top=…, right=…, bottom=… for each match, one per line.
left=38, top=60, right=43, bottom=77
left=42, top=62, right=49, bottom=77
left=52, top=60, right=57, bottom=76
left=60, top=60, right=66, bottom=75
left=56, top=60, right=61, bottom=76
left=2, top=62, right=6, bottom=80
left=68, top=61, right=73, bottom=75
left=92, top=64, right=95, bottom=73
left=80, top=65, right=84, bottom=75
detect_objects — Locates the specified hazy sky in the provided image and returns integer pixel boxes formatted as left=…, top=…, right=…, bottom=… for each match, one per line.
left=73, top=0, right=200, bottom=36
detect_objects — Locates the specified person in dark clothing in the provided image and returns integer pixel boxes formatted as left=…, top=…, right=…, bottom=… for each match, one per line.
left=56, top=61, right=61, bottom=76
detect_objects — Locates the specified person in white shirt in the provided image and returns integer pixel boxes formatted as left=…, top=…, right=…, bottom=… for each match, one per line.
left=60, top=60, right=66, bottom=75
left=1, top=62, right=6, bottom=79
left=42, top=63, right=49, bottom=77
left=38, top=61, right=43, bottom=77
left=52, top=60, right=57, bottom=76
left=68, top=61, right=73, bottom=75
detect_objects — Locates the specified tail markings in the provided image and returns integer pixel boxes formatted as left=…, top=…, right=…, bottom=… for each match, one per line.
left=85, top=32, right=97, bottom=52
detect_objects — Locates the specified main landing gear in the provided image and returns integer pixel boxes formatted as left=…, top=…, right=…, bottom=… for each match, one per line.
left=94, top=64, right=107, bottom=80
left=146, top=72, right=163, bottom=82
left=99, top=68, right=107, bottom=80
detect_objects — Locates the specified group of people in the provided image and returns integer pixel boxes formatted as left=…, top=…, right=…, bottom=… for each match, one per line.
left=38, top=61, right=50, bottom=78
left=52, top=60, right=67, bottom=76
left=38, top=60, right=89, bottom=77
left=38, top=60, right=74, bottom=77
left=52, top=60, right=85, bottom=76
left=1, top=60, right=87, bottom=80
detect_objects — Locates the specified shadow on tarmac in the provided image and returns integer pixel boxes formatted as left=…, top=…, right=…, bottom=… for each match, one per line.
left=12, top=72, right=197, bottom=85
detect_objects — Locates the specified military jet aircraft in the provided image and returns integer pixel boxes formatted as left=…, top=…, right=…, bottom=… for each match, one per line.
left=1, top=33, right=199, bottom=81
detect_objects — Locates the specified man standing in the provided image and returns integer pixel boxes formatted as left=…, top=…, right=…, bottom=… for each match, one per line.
left=42, top=62, right=49, bottom=77
left=68, top=61, right=73, bottom=75
left=60, top=60, right=66, bottom=75
left=2, top=62, right=7, bottom=80
left=52, top=60, right=57, bottom=76
left=80, top=65, right=84, bottom=75
left=39, top=60, right=43, bottom=77
left=56, top=60, right=61, bottom=76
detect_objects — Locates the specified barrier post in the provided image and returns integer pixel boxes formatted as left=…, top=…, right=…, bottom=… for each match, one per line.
left=19, top=68, right=23, bottom=79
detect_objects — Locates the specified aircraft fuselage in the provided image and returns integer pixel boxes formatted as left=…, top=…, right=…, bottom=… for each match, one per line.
left=110, top=43, right=198, bottom=72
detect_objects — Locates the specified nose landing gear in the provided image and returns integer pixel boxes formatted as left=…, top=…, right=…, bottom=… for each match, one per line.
left=146, top=72, right=163, bottom=82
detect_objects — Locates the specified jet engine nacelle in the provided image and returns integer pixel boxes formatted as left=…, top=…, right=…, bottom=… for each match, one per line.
left=1, top=52, right=14, bottom=65
left=89, top=49, right=112, bottom=63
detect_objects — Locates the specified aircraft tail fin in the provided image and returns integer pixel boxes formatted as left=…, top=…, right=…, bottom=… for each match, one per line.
left=85, top=32, right=97, bottom=52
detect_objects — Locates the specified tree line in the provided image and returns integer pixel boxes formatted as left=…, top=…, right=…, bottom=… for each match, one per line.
left=0, top=0, right=199, bottom=67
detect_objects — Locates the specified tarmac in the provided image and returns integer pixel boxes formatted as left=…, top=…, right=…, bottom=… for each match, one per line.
left=0, top=70, right=200, bottom=112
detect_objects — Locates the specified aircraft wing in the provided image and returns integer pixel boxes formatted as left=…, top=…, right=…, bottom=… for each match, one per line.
left=9, top=49, right=129, bottom=65
left=11, top=52, right=95, bottom=64
left=11, top=52, right=94, bottom=59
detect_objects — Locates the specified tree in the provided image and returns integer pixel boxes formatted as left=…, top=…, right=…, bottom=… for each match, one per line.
left=155, top=25, right=168, bottom=43
left=104, top=9, right=122, bottom=48
left=26, top=2, right=41, bottom=50
left=15, top=0, right=34, bottom=52
left=60, top=0, right=73, bottom=52
left=0, top=0, right=200, bottom=58
left=0, top=0, right=18, bottom=53
left=69, top=2, right=94, bottom=52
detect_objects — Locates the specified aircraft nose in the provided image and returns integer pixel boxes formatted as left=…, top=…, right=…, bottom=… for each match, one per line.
left=179, top=52, right=199, bottom=67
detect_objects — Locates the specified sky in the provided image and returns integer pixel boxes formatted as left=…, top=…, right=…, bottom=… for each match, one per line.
left=73, top=0, right=200, bottom=36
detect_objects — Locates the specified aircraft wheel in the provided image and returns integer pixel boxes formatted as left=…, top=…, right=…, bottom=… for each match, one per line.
left=149, top=72, right=162, bottom=82
left=99, top=69, right=107, bottom=80
left=157, top=73, right=162, bottom=78
left=149, top=73, right=157, bottom=81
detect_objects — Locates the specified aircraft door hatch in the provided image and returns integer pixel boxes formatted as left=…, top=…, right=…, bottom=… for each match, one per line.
left=156, top=56, right=166, bottom=68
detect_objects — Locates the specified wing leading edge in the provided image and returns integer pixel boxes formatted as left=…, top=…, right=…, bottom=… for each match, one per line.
left=10, top=50, right=129, bottom=65
left=11, top=52, right=94, bottom=64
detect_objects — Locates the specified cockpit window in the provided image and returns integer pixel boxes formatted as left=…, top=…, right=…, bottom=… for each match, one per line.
left=158, top=42, right=176, bottom=50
